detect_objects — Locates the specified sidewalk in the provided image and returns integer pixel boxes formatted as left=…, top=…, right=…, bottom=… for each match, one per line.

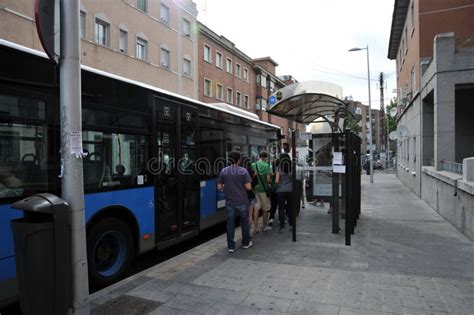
left=90, top=173, right=474, bottom=314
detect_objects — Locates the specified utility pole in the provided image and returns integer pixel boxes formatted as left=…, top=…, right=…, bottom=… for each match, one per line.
left=60, top=0, right=90, bottom=314
left=379, top=73, right=388, bottom=173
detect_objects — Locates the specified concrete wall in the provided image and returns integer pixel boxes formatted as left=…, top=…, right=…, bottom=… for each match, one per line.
left=422, top=167, right=474, bottom=241
left=397, top=93, right=422, bottom=196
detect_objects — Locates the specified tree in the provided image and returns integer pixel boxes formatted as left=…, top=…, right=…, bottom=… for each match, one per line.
left=385, top=97, right=398, bottom=151
left=385, top=97, right=397, bottom=133
left=346, top=114, right=361, bottom=133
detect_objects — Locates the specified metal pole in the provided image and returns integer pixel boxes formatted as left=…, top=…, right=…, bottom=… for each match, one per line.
left=331, top=131, right=340, bottom=234
left=366, top=46, right=374, bottom=183
left=291, top=129, right=297, bottom=242
left=60, top=1, right=90, bottom=314
left=386, top=104, right=391, bottom=173
left=345, top=129, right=351, bottom=246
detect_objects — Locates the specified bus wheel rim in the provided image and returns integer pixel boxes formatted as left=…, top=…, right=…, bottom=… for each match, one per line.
left=93, top=230, right=127, bottom=277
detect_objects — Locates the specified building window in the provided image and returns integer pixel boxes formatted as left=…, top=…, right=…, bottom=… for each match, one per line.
left=226, top=58, right=232, bottom=74
left=235, top=64, right=241, bottom=78
left=204, top=79, right=212, bottom=97
left=160, top=4, right=170, bottom=24
left=182, top=18, right=191, bottom=37
left=119, top=29, right=128, bottom=53
left=80, top=11, right=86, bottom=39
left=269, top=80, right=275, bottom=92
left=226, top=88, right=233, bottom=104
left=256, top=97, right=267, bottom=110
left=257, top=74, right=267, bottom=87
left=137, top=0, right=147, bottom=12
left=204, top=45, right=211, bottom=63
left=136, top=37, right=148, bottom=61
left=216, top=84, right=223, bottom=100
left=243, top=68, right=249, bottom=81
left=216, top=51, right=223, bottom=68
left=410, top=0, right=415, bottom=31
left=183, top=58, right=191, bottom=75
left=244, top=95, right=249, bottom=109
left=94, top=18, right=110, bottom=46
left=236, top=92, right=241, bottom=106
left=404, top=27, right=408, bottom=54
left=160, top=47, right=170, bottom=68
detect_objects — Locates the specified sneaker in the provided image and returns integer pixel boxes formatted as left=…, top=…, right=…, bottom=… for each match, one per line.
left=228, top=248, right=235, bottom=253
left=278, top=227, right=284, bottom=233
left=263, top=226, right=272, bottom=232
left=254, top=228, right=260, bottom=234
left=268, top=218, right=274, bottom=224
left=243, top=241, right=253, bottom=249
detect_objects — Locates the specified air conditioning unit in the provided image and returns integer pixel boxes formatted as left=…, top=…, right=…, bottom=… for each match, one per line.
left=161, top=62, right=169, bottom=68
left=183, top=71, right=190, bottom=75
left=185, top=33, right=191, bottom=37
left=160, top=17, right=169, bottom=24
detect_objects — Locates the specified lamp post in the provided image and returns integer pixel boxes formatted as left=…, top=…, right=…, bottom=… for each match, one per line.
left=349, top=45, right=373, bottom=183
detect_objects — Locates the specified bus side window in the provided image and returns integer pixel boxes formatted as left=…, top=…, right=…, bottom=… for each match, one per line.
left=0, top=123, right=49, bottom=199
left=83, top=131, right=148, bottom=192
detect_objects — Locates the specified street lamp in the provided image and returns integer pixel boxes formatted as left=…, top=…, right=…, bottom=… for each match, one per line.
left=349, top=45, right=373, bottom=183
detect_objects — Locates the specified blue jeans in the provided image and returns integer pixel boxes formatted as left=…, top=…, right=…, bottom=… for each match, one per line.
left=226, top=204, right=251, bottom=250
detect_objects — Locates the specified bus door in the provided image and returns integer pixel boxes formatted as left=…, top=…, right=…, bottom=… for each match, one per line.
left=155, top=101, right=179, bottom=240
left=179, top=106, right=199, bottom=232
left=154, top=100, right=199, bottom=242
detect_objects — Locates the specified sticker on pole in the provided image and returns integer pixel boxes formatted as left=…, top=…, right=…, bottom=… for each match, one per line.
left=70, top=131, right=86, bottom=158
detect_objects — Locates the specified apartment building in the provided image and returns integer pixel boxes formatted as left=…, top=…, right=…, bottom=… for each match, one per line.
left=197, top=23, right=304, bottom=147
left=388, top=0, right=474, bottom=240
left=348, top=102, right=383, bottom=155
left=0, top=0, right=199, bottom=98
left=198, top=22, right=255, bottom=112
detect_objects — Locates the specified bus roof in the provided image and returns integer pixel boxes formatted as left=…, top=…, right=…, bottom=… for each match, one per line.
left=0, top=39, right=281, bottom=131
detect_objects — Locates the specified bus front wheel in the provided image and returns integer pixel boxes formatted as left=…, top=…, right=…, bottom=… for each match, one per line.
left=87, top=217, right=135, bottom=288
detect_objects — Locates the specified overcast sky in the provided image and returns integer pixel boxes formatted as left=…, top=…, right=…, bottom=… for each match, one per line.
left=195, top=0, right=397, bottom=109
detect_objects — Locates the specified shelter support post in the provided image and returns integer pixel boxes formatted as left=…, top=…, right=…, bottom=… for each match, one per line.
left=332, top=132, right=340, bottom=234
left=345, top=129, right=352, bottom=245
left=291, top=129, right=297, bottom=242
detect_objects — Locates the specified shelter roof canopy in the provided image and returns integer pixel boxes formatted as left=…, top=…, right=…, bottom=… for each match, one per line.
left=267, top=81, right=350, bottom=125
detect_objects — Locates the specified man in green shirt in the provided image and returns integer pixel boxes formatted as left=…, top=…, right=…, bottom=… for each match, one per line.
left=252, top=151, right=272, bottom=232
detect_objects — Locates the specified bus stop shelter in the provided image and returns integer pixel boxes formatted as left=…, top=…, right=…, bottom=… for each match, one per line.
left=267, top=82, right=361, bottom=246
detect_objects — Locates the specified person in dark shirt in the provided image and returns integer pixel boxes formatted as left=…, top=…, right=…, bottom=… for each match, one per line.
left=217, top=151, right=253, bottom=253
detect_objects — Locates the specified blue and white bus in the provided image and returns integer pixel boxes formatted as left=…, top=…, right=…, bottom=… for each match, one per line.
left=0, top=40, right=281, bottom=307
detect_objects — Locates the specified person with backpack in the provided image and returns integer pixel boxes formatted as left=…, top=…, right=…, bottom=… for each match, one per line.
left=251, top=151, right=272, bottom=232
left=275, top=153, right=293, bottom=233
left=241, top=155, right=258, bottom=236
left=217, top=151, right=253, bottom=253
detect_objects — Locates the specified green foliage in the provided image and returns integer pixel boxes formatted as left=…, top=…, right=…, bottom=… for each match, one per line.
left=346, top=114, right=360, bottom=133
left=385, top=97, right=398, bottom=133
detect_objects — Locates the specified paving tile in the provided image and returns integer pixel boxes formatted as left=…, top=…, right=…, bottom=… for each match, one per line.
left=198, top=287, right=249, bottom=304
left=164, top=294, right=216, bottom=313
left=148, top=305, right=200, bottom=315
left=241, top=293, right=292, bottom=312
left=204, top=302, right=259, bottom=315
left=286, top=300, right=340, bottom=314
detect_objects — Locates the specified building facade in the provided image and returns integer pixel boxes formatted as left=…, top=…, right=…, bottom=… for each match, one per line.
left=388, top=0, right=474, bottom=240
left=0, top=0, right=199, bottom=98
left=348, top=102, right=383, bottom=156
left=197, top=23, right=304, bottom=148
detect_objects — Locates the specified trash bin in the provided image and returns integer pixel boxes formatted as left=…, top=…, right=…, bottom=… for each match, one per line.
left=11, top=193, right=71, bottom=315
